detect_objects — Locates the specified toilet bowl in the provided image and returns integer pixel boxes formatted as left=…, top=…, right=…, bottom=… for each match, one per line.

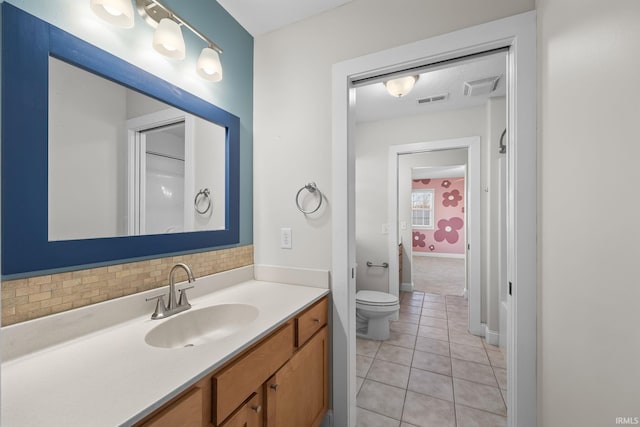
left=356, top=290, right=400, bottom=341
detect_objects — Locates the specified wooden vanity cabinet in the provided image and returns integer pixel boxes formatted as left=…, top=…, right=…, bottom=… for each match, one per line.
left=135, top=296, right=328, bottom=427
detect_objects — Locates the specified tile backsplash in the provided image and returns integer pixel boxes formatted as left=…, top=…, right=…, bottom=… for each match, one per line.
left=1, top=245, right=253, bottom=326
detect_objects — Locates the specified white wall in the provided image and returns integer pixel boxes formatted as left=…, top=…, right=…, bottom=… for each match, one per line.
left=193, top=120, right=226, bottom=231
left=253, top=0, right=536, bottom=271
left=537, top=0, right=640, bottom=425
left=48, top=58, right=127, bottom=241
left=126, top=91, right=168, bottom=119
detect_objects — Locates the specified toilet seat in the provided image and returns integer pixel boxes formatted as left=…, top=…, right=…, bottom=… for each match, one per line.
left=356, top=290, right=398, bottom=307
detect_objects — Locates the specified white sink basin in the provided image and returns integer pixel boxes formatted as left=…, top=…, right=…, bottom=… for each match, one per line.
left=145, top=304, right=259, bottom=349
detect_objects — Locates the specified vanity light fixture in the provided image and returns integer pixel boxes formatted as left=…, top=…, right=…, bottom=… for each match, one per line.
left=384, top=75, right=419, bottom=98
left=90, top=0, right=135, bottom=28
left=152, top=17, right=186, bottom=59
left=196, top=47, right=223, bottom=82
left=89, top=0, right=224, bottom=81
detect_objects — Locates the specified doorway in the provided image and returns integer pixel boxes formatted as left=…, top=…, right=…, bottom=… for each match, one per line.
left=408, top=162, right=467, bottom=297
left=387, top=139, right=482, bottom=338
left=331, top=11, right=536, bottom=427
left=136, top=121, right=187, bottom=235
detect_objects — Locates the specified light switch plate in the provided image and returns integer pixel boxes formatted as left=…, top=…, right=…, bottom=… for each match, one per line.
left=280, top=227, right=292, bottom=249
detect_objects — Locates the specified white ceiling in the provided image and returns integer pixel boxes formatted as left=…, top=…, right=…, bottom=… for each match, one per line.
left=217, top=0, right=353, bottom=36
left=413, top=165, right=466, bottom=180
left=216, top=2, right=506, bottom=123
left=355, top=51, right=507, bottom=123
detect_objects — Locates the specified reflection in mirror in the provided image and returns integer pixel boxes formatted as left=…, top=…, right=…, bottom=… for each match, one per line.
left=48, top=57, right=226, bottom=241
left=140, top=122, right=186, bottom=235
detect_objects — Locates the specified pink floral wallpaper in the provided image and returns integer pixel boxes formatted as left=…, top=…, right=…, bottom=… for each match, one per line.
left=412, top=177, right=465, bottom=255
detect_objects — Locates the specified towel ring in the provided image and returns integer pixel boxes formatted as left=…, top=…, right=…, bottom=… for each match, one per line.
left=194, top=188, right=212, bottom=214
left=296, top=182, right=323, bottom=214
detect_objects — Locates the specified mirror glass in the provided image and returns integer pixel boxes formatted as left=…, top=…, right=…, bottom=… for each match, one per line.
left=48, top=57, right=226, bottom=241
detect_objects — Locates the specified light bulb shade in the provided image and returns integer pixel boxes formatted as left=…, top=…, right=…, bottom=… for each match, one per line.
left=90, top=0, right=134, bottom=28
left=153, top=18, right=186, bottom=60
left=196, top=48, right=223, bottom=82
left=384, top=75, right=418, bottom=98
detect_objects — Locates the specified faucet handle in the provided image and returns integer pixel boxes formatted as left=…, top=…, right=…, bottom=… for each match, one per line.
left=178, top=286, right=194, bottom=308
left=146, top=294, right=168, bottom=319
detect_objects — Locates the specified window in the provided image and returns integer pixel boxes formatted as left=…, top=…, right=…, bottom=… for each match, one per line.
left=412, top=189, right=434, bottom=229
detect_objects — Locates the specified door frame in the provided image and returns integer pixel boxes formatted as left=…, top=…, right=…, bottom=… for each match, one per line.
left=331, top=11, right=537, bottom=427
left=388, top=137, right=482, bottom=335
left=126, top=108, right=195, bottom=235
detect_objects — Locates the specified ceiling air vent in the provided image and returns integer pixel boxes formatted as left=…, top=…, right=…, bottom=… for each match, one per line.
left=463, top=75, right=501, bottom=96
left=417, top=93, right=449, bottom=104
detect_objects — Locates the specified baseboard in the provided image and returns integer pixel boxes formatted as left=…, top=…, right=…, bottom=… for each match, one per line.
left=320, top=410, right=333, bottom=427
left=469, top=323, right=485, bottom=336
left=400, top=282, right=414, bottom=292
left=412, top=252, right=465, bottom=259
left=484, top=325, right=500, bottom=346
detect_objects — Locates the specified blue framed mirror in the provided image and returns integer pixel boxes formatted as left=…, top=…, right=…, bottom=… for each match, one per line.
left=1, top=4, right=240, bottom=277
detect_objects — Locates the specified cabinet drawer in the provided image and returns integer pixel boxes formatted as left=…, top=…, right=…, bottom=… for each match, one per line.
left=213, top=322, right=294, bottom=425
left=140, top=387, right=202, bottom=427
left=220, top=388, right=263, bottom=427
left=296, top=297, right=328, bottom=347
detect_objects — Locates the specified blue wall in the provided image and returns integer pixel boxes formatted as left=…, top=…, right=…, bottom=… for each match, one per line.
left=0, top=0, right=253, bottom=267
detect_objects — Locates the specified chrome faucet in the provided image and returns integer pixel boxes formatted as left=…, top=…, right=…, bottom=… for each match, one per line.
left=146, top=263, right=196, bottom=320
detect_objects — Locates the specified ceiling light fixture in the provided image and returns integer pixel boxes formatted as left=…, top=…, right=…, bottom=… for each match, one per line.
left=90, top=0, right=224, bottom=82
left=90, top=0, right=135, bottom=28
left=384, top=75, right=419, bottom=98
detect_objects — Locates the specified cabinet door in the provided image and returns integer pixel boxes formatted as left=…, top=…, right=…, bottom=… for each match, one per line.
left=265, top=326, right=328, bottom=427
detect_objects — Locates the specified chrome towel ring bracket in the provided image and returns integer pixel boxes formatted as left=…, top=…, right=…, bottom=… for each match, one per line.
left=295, top=182, right=323, bottom=214
left=366, top=261, right=389, bottom=268
left=194, top=188, right=212, bottom=214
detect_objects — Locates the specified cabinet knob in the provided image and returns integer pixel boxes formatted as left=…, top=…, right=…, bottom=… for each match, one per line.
left=270, top=383, right=279, bottom=390
left=312, top=318, right=320, bottom=323
left=251, top=405, right=262, bottom=413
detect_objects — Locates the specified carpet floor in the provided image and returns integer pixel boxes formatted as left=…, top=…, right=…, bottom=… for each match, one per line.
left=411, top=256, right=465, bottom=296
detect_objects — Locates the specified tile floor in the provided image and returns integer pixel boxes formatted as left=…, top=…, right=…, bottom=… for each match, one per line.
left=356, top=291, right=507, bottom=427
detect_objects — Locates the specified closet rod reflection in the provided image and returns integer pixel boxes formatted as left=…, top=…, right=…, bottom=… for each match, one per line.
left=146, top=151, right=185, bottom=162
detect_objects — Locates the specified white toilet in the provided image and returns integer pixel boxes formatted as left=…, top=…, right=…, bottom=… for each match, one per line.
left=356, top=290, right=400, bottom=341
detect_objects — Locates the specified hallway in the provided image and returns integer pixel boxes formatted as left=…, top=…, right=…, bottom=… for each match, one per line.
left=356, top=291, right=507, bottom=426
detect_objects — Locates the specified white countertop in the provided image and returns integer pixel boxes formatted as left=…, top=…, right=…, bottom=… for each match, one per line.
left=1, top=268, right=329, bottom=426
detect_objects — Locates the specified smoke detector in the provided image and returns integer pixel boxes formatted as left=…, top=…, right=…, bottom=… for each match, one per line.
left=463, top=75, right=501, bottom=96
left=417, top=93, right=449, bottom=104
